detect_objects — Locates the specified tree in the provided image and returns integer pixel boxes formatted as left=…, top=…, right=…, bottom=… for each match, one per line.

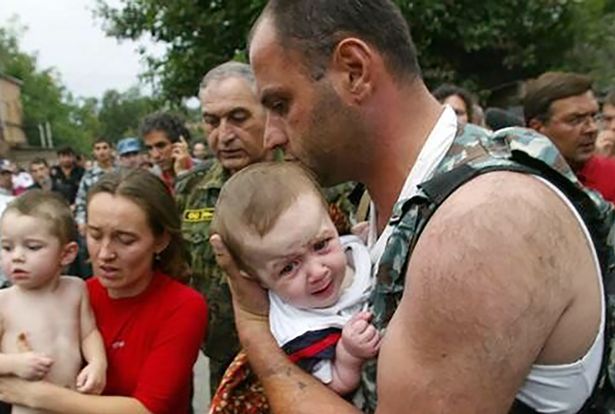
left=0, top=21, right=161, bottom=153
left=97, top=87, right=157, bottom=142
left=96, top=0, right=604, bottom=104
left=561, top=0, right=615, bottom=93
left=0, top=23, right=90, bottom=152
left=96, top=0, right=265, bottom=104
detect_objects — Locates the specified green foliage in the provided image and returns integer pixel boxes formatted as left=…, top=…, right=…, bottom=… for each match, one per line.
left=0, top=23, right=159, bottom=153
left=97, top=87, right=157, bottom=141
left=396, top=0, right=578, bottom=97
left=561, top=0, right=615, bottom=92
left=96, top=0, right=611, bottom=104
left=0, top=24, right=88, bottom=151
left=96, top=0, right=265, bottom=103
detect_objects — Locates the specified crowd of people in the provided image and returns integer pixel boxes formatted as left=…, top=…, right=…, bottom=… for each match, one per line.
left=0, top=1, right=614, bottom=413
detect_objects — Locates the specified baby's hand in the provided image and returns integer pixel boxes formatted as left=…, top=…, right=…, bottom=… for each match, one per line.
left=76, top=362, right=106, bottom=395
left=13, top=352, right=53, bottom=380
left=341, top=311, right=381, bottom=359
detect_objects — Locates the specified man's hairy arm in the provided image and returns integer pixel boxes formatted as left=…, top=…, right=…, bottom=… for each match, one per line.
left=376, top=172, right=581, bottom=413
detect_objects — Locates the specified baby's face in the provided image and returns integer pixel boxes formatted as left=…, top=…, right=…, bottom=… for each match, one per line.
left=242, top=193, right=347, bottom=309
left=0, top=212, right=65, bottom=289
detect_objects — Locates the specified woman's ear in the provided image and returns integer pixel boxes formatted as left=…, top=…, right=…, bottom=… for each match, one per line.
left=155, top=231, right=172, bottom=256
left=61, top=241, right=79, bottom=267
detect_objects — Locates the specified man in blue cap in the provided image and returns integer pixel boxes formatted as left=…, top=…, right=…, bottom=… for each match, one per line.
left=117, top=137, right=142, bottom=169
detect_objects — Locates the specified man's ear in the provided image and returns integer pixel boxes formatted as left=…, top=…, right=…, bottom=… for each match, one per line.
left=331, top=37, right=374, bottom=104
left=61, top=241, right=79, bottom=267
left=528, top=118, right=546, bottom=133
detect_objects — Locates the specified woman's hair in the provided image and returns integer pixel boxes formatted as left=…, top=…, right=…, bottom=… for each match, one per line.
left=432, top=83, right=475, bottom=122
left=3, top=190, right=77, bottom=245
left=211, top=161, right=327, bottom=272
left=87, top=169, right=189, bottom=281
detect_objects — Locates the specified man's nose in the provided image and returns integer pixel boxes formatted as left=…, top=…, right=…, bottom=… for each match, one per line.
left=219, top=120, right=236, bottom=144
left=264, top=114, right=288, bottom=150
left=150, top=148, right=161, bottom=159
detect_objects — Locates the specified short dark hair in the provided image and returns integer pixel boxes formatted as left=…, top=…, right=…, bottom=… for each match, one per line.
left=485, top=107, right=525, bottom=131
left=256, top=0, right=421, bottom=82
left=523, top=72, right=593, bottom=125
left=93, top=137, right=113, bottom=147
left=139, top=112, right=191, bottom=144
left=29, top=157, right=49, bottom=168
left=604, top=90, right=615, bottom=108
left=56, top=146, right=76, bottom=156
left=432, top=84, right=475, bottom=122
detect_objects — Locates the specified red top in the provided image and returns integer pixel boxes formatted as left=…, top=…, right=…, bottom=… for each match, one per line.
left=578, top=155, right=615, bottom=204
left=87, top=272, right=207, bottom=414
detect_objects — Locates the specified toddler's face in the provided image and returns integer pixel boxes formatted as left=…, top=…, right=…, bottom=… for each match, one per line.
left=243, top=193, right=347, bottom=309
left=0, top=212, right=66, bottom=289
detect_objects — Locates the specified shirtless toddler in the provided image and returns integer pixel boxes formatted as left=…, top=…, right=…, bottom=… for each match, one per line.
left=0, top=190, right=106, bottom=413
left=212, top=162, right=380, bottom=395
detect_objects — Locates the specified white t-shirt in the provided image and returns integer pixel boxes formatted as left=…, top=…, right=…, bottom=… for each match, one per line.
left=367, top=105, right=457, bottom=266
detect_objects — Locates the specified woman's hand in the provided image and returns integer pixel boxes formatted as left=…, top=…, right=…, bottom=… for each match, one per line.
left=209, top=234, right=270, bottom=334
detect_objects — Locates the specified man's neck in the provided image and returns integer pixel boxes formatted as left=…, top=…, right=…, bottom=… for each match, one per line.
left=39, top=179, right=52, bottom=191
left=97, top=160, right=114, bottom=171
left=570, top=157, right=589, bottom=175
left=363, top=81, right=444, bottom=234
left=60, top=165, right=73, bottom=176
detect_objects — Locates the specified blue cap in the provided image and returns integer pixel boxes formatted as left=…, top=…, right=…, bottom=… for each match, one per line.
left=0, top=159, right=13, bottom=173
left=117, top=137, right=142, bottom=156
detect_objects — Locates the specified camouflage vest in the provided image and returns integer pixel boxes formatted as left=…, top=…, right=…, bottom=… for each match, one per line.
left=358, top=124, right=615, bottom=413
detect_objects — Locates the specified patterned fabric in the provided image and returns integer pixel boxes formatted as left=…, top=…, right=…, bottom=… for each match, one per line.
left=74, top=163, right=117, bottom=225
left=175, top=160, right=239, bottom=394
left=208, top=351, right=270, bottom=414
left=282, top=327, right=341, bottom=374
left=323, top=181, right=359, bottom=235
left=357, top=124, right=615, bottom=413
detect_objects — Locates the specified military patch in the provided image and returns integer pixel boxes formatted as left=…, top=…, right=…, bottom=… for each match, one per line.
left=183, top=208, right=215, bottom=222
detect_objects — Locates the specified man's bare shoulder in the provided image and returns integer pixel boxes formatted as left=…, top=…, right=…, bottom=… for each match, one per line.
left=409, top=170, right=584, bottom=299
left=376, top=171, right=594, bottom=411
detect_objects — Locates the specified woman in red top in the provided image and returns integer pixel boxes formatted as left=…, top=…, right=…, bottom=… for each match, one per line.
left=0, top=169, right=207, bottom=414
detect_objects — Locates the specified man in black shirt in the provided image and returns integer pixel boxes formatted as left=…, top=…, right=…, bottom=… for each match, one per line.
left=50, top=146, right=84, bottom=208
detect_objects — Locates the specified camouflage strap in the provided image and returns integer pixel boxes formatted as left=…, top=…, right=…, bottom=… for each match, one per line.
left=419, top=153, right=614, bottom=413
left=364, top=151, right=614, bottom=413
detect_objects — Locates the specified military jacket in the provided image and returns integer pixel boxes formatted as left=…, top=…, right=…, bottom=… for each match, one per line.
left=358, top=124, right=615, bottom=413
left=175, top=160, right=240, bottom=362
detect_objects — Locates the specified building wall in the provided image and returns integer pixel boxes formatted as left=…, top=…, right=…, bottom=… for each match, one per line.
left=0, top=74, right=27, bottom=156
